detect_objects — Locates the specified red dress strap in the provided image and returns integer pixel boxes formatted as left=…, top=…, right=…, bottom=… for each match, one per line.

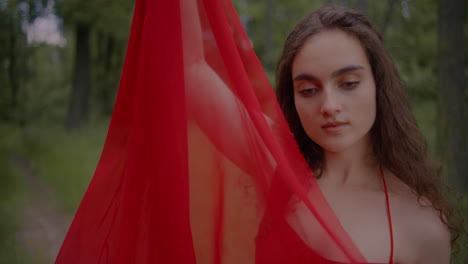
left=380, top=165, right=394, bottom=264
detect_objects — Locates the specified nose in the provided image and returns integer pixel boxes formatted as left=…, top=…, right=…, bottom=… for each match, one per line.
left=320, top=88, right=341, bottom=116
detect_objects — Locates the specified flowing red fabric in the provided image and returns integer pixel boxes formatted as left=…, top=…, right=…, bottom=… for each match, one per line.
left=56, top=0, right=368, bottom=263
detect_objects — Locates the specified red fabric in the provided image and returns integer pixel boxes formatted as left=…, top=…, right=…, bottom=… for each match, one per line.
left=381, top=167, right=395, bottom=264
left=55, top=0, right=373, bottom=263
left=256, top=167, right=396, bottom=264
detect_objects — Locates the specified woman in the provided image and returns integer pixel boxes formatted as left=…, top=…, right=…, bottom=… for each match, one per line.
left=56, top=1, right=459, bottom=263
left=262, top=5, right=455, bottom=264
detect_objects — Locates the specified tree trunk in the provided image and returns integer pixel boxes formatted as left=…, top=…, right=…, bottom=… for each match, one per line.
left=5, top=3, right=29, bottom=125
left=8, top=13, right=19, bottom=118
left=437, top=0, right=467, bottom=189
left=100, top=35, right=116, bottom=116
left=66, top=23, right=91, bottom=131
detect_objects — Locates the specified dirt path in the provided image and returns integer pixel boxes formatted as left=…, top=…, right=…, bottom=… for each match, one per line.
left=11, top=153, right=72, bottom=264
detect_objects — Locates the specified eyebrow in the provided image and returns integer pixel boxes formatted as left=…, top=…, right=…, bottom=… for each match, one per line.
left=293, top=65, right=365, bottom=82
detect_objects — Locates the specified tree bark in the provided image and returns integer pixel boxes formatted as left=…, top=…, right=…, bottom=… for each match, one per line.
left=66, top=23, right=91, bottom=131
left=437, top=0, right=467, bottom=189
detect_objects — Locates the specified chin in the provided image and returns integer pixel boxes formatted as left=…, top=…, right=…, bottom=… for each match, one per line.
left=313, top=137, right=358, bottom=154
left=320, top=144, right=351, bottom=153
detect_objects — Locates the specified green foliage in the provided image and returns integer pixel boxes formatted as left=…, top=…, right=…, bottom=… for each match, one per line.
left=234, top=0, right=323, bottom=74
left=381, top=0, right=438, bottom=102
left=234, top=0, right=441, bottom=104
left=55, top=0, right=133, bottom=120
left=0, top=163, right=29, bottom=263
left=412, top=100, right=437, bottom=153
left=0, top=126, right=30, bottom=263
left=451, top=194, right=468, bottom=264
left=0, top=1, right=29, bottom=123
left=0, top=0, right=134, bottom=126
left=19, top=121, right=108, bottom=213
left=56, top=0, right=133, bottom=38
left=56, top=0, right=101, bottom=26
left=23, top=44, right=72, bottom=124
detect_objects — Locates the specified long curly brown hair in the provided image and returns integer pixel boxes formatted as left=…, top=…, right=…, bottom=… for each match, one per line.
left=275, top=5, right=461, bottom=247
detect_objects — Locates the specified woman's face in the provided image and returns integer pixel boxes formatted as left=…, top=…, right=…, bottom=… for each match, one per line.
left=291, top=29, right=376, bottom=153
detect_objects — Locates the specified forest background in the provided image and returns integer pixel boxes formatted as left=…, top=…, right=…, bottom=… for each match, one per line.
left=0, top=0, right=467, bottom=263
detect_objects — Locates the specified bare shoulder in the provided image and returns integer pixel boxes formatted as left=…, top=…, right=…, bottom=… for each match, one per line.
left=385, top=172, right=451, bottom=264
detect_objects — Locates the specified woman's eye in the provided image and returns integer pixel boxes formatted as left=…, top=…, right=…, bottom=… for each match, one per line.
left=341, top=81, right=359, bottom=90
left=299, top=88, right=318, bottom=97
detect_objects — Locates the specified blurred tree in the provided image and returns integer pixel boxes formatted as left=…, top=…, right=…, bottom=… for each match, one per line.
left=7, top=7, right=20, bottom=119
left=6, top=3, right=22, bottom=121
left=56, top=0, right=133, bottom=130
left=437, top=0, right=467, bottom=188
left=91, top=1, right=133, bottom=116
left=56, top=0, right=94, bottom=130
left=66, top=21, right=91, bottom=130
left=234, top=0, right=322, bottom=76
left=0, top=0, right=42, bottom=124
left=377, top=0, right=439, bottom=103
left=263, top=0, right=274, bottom=70
left=356, top=0, right=368, bottom=13
left=381, top=0, right=397, bottom=35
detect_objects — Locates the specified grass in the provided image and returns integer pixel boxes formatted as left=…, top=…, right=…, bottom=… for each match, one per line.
left=19, top=121, right=108, bottom=213
left=0, top=121, right=107, bottom=263
left=0, top=125, right=31, bottom=263
left=8, top=102, right=467, bottom=263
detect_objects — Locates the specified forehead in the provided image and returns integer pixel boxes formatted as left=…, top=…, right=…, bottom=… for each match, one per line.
left=292, top=29, right=370, bottom=77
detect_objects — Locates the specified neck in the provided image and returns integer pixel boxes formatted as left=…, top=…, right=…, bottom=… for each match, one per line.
left=320, top=136, right=379, bottom=188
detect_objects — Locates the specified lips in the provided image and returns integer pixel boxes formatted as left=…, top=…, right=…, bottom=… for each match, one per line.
left=321, top=121, right=348, bottom=132
left=322, top=121, right=348, bottom=128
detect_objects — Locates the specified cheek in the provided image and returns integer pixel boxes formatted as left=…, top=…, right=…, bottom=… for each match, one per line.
left=352, top=88, right=376, bottom=127
left=294, top=98, right=321, bottom=134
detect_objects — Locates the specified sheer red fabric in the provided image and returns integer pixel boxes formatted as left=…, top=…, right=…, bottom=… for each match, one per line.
left=55, top=0, right=369, bottom=263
